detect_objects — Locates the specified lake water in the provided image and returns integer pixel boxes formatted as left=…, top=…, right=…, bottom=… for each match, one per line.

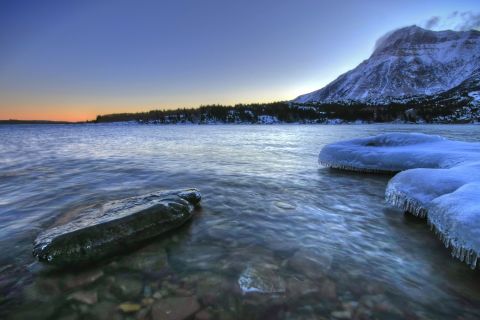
left=1, top=124, right=480, bottom=319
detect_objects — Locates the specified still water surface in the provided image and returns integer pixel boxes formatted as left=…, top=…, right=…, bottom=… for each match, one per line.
left=1, top=124, right=480, bottom=319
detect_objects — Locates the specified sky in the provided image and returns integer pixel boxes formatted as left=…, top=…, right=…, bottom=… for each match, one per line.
left=0, top=0, right=479, bottom=121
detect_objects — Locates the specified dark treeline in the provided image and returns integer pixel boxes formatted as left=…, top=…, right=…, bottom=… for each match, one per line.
left=95, top=94, right=478, bottom=124
left=96, top=102, right=321, bottom=124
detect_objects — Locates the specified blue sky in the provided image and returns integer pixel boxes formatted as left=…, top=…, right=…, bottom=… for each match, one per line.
left=0, top=0, right=478, bottom=121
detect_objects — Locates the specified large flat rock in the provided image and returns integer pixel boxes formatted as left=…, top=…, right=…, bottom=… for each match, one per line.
left=33, top=188, right=201, bottom=266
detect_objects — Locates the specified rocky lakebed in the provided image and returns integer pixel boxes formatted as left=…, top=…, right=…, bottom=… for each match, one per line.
left=2, top=124, right=480, bottom=319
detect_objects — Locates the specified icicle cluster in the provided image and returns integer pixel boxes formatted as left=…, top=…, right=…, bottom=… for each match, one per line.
left=427, top=216, right=478, bottom=269
left=319, top=161, right=398, bottom=174
left=386, top=187, right=478, bottom=269
left=385, top=187, right=428, bottom=218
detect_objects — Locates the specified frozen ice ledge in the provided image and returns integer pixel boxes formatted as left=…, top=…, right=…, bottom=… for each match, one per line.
left=319, top=133, right=480, bottom=269
left=33, top=188, right=201, bottom=266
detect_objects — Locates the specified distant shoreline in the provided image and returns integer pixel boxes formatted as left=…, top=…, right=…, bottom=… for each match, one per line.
left=2, top=120, right=478, bottom=126
left=0, top=120, right=87, bottom=125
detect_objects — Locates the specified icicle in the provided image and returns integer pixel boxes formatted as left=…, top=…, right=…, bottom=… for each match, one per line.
left=319, top=161, right=396, bottom=174
left=471, top=255, right=478, bottom=270
left=385, top=188, right=427, bottom=218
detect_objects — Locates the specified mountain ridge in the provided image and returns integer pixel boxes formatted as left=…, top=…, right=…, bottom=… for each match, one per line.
left=294, top=25, right=480, bottom=104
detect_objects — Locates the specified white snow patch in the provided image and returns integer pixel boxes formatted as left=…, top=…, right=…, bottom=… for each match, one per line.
left=469, top=91, right=480, bottom=104
left=257, top=115, right=279, bottom=124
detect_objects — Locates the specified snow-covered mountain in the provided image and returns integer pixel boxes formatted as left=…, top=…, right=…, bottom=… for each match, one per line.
left=294, top=26, right=480, bottom=104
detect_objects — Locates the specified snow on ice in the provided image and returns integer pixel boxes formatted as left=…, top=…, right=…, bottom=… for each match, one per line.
left=320, top=133, right=480, bottom=268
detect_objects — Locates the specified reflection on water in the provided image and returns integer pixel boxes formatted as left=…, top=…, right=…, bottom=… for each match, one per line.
left=1, top=124, right=480, bottom=319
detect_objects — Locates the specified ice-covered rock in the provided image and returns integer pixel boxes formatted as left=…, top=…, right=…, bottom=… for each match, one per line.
left=386, top=162, right=480, bottom=268
left=33, top=188, right=201, bottom=266
left=385, top=162, right=480, bottom=217
left=319, top=133, right=479, bottom=173
left=320, top=133, right=480, bottom=268
left=429, top=183, right=480, bottom=268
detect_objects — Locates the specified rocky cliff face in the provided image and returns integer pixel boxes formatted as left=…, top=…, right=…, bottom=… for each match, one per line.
left=294, top=26, right=480, bottom=104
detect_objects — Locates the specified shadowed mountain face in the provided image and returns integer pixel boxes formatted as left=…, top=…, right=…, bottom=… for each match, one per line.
left=295, top=26, right=480, bottom=104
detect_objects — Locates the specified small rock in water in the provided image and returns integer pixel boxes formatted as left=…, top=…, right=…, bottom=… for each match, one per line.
left=67, top=290, right=98, bottom=305
left=319, top=278, right=337, bottom=300
left=141, top=297, right=154, bottom=306
left=23, top=278, right=62, bottom=303
left=195, top=309, right=212, bottom=320
left=151, top=296, right=200, bottom=320
left=288, top=250, right=333, bottom=279
left=192, top=272, right=232, bottom=305
left=168, top=244, right=227, bottom=272
left=238, top=265, right=286, bottom=294
left=114, top=245, right=169, bottom=273
left=118, top=302, right=142, bottom=313
left=331, top=310, right=352, bottom=319
left=33, top=188, right=201, bottom=266
left=112, top=275, right=143, bottom=300
left=88, top=302, right=120, bottom=320
left=63, top=269, right=104, bottom=289
left=143, top=284, right=153, bottom=297
left=360, top=294, right=403, bottom=316
left=286, top=277, right=318, bottom=299
left=153, top=291, right=163, bottom=299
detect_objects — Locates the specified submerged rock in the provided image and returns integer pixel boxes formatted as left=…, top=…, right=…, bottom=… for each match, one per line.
left=286, top=277, right=319, bottom=299
left=112, top=274, right=143, bottom=300
left=188, top=272, right=233, bottom=305
left=63, top=269, right=104, bottom=289
left=87, top=301, right=120, bottom=320
left=194, top=309, right=212, bottom=320
left=33, top=188, right=201, bottom=266
left=67, top=290, right=98, bottom=305
left=238, top=265, right=286, bottom=294
left=151, top=296, right=200, bottom=320
left=287, top=250, right=333, bottom=279
left=112, top=242, right=169, bottom=273
left=118, top=302, right=142, bottom=313
left=331, top=310, right=352, bottom=319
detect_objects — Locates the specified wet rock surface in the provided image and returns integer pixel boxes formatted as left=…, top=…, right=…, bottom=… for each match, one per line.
left=33, top=189, right=201, bottom=266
